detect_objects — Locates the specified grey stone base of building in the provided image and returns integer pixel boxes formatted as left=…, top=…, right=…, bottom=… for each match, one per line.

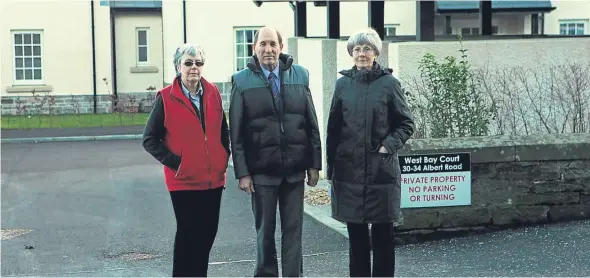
left=2, top=82, right=231, bottom=116
left=213, top=82, right=232, bottom=111
left=1, top=92, right=159, bottom=116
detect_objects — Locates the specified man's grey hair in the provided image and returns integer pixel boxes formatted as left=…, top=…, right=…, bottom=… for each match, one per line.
left=173, top=43, right=206, bottom=75
left=347, top=28, right=382, bottom=57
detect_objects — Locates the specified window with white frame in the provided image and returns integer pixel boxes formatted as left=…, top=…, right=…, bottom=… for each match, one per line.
left=235, top=28, right=259, bottom=71
left=559, top=20, right=586, bottom=35
left=136, top=28, right=149, bottom=64
left=385, top=24, right=399, bottom=36
left=12, top=31, right=43, bottom=83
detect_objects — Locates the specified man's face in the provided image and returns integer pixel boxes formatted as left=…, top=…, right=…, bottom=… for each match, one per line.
left=253, top=29, right=283, bottom=70
left=177, top=52, right=203, bottom=84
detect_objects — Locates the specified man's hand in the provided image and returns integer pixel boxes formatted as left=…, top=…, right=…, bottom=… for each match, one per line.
left=378, top=145, right=389, bottom=154
left=306, top=169, right=319, bottom=187
left=238, top=175, right=255, bottom=195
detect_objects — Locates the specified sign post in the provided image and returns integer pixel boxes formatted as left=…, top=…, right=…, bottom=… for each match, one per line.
left=398, top=152, right=471, bottom=208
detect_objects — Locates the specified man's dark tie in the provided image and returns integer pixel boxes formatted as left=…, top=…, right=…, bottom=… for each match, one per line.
left=268, top=72, right=280, bottom=108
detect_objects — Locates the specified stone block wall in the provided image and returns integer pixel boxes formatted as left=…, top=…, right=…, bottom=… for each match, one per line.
left=1, top=94, right=113, bottom=115
left=394, top=133, right=590, bottom=244
left=1, top=82, right=231, bottom=116
left=214, top=82, right=232, bottom=112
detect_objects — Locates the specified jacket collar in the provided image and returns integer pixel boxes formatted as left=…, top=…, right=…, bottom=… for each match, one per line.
left=339, top=61, right=393, bottom=83
left=170, top=76, right=210, bottom=112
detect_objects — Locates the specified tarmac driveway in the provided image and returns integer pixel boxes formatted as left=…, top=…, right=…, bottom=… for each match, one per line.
left=2, top=140, right=589, bottom=277
left=1, top=140, right=349, bottom=277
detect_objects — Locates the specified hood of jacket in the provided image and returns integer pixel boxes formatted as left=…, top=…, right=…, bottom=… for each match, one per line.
left=339, top=61, right=393, bottom=83
left=246, top=53, right=294, bottom=73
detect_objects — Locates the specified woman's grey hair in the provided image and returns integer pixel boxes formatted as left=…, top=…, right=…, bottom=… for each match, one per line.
left=173, top=43, right=206, bottom=75
left=347, top=28, right=382, bottom=57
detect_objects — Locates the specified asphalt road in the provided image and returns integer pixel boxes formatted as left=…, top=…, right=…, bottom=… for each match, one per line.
left=2, top=140, right=589, bottom=277
left=1, top=140, right=349, bottom=277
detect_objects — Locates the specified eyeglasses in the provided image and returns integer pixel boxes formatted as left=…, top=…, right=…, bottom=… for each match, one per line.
left=353, top=46, right=374, bottom=54
left=184, top=60, right=204, bottom=67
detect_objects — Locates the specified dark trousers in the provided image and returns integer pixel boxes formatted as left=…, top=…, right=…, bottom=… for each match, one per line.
left=251, top=180, right=305, bottom=277
left=169, top=187, right=223, bottom=277
left=346, top=223, right=395, bottom=277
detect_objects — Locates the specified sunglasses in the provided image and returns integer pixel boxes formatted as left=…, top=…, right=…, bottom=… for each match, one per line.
left=184, top=60, right=204, bottom=67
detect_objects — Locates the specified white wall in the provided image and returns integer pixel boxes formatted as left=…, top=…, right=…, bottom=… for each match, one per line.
left=162, top=0, right=184, bottom=83
left=296, top=39, right=327, bottom=177
left=1, top=0, right=113, bottom=97
left=387, top=37, right=590, bottom=83
left=114, top=10, right=164, bottom=93
left=544, top=0, right=590, bottom=35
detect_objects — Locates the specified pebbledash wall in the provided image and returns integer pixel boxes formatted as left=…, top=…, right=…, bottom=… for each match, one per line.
left=392, top=133, right=590, bottom=244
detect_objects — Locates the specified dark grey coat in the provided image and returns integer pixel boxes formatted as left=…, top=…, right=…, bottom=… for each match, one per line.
left=326, top=63, right=414, bottom=224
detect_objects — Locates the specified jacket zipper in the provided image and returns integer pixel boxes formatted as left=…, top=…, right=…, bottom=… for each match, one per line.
left=364, top=83, right=369, bottom=185
left=173, top=93, right=213, bottom=189
left=202, top=96, right=212, bottom=189
left=257, top=71, right=284, bottom=133
left=175, top=148, right=184, bottom=178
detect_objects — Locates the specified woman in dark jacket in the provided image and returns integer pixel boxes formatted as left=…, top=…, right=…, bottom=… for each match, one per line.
left=326, top=28, right=415, bottom=277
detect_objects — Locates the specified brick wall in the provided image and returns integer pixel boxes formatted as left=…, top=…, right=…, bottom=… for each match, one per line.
left=394, top=133, right=590, bottom=244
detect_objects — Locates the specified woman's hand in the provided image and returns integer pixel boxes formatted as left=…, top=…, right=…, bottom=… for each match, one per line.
left=378, top=145, right=388, bottom=154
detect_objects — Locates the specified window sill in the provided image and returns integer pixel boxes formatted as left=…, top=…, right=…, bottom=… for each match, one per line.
left=6, top=85, right=53, bottom=93
left=130, top=66, right=159, bottom=73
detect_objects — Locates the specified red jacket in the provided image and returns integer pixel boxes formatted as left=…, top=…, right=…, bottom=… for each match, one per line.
left=157, top=77, right=229, bottom=191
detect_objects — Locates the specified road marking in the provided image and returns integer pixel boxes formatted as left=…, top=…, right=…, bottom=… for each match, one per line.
left=208, top=250, right=347, bottom=266
left=1, top=229, right=34, bottom=240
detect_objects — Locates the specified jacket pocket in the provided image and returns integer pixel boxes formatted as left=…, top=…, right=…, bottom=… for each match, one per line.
left=174, top=148, right=192, bottom=181
left=216, top=142, right=230, bottom=172
left=370, top=151, right=398, bottom=184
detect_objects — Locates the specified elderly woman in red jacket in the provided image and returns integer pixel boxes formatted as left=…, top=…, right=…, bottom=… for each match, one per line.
left=142, top=42, right=230, bottom=277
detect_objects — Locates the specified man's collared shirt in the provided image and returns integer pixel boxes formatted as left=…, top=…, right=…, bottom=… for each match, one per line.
left=260, top=61, right=281, bottom=91
left=181, top=81, right=203, bottom=112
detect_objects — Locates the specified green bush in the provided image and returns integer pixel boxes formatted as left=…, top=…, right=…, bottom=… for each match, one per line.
left=409, top=41, right=495, bottom=138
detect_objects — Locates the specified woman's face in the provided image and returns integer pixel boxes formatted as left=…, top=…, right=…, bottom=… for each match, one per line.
left=177, top=52, right=204, bottom=85
left=352, top=44, right=376, bottom=70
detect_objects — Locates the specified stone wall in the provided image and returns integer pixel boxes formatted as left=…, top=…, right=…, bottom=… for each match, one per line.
left=1, top=94, right=113, bottom=115
left=394, top=133, right=590, bottom=244
left=2, top=82, right=231, bottom=116
left=213, top=82, right=232, bottom=112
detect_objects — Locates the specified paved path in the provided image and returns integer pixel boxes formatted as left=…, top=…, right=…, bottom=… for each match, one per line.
left=2, top=140, right=589, bottom=277
left=1, top=126, right=144, bottom=139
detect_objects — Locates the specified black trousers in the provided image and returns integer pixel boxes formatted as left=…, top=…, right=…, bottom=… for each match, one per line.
left=346, top=223, right=395, bottom=277
left=169, top=187, right=223, bottom=277
left=251, top=180, right=305, bottom=277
